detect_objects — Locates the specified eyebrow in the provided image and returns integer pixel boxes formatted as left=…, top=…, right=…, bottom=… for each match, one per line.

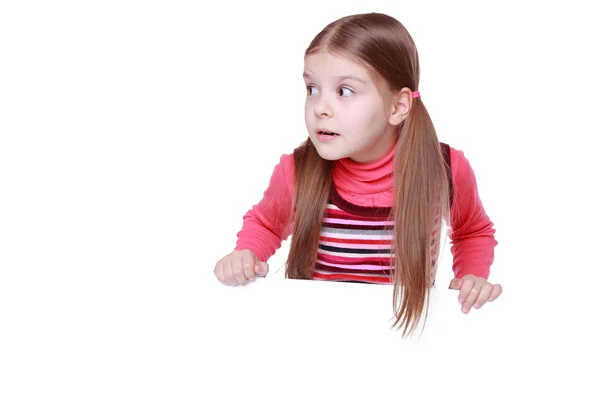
left=303, top=72, right=367, bottom=84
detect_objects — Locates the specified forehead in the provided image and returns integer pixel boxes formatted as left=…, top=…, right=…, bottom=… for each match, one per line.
left=303, top=51, right=373, bottom=82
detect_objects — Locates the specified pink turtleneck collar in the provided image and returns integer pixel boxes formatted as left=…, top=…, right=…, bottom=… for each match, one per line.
left=332, top=143, right=397, bottom=195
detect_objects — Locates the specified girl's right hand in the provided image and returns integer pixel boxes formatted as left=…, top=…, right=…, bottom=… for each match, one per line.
left=213, top=249, right=269, bottom=285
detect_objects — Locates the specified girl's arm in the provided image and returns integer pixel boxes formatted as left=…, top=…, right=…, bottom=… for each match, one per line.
left=233, top=154, right=295, bottom=262
left=448, top=148, right=498, bottom=280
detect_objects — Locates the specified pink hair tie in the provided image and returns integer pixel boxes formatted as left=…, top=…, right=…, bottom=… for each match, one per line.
left=412, top=91, right=421, bottom=98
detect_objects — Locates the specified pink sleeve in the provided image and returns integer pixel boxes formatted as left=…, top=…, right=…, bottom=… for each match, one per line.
left=448, top=148, right=498, bottom=279
left=234, top=154, right=295, bottom=262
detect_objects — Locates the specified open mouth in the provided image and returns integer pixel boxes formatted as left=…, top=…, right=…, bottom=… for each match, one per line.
left=317, top=130, right=340, bottom=136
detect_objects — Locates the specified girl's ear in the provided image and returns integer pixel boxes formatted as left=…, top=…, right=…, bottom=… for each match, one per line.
left=388, top=87, right=414, bottom=126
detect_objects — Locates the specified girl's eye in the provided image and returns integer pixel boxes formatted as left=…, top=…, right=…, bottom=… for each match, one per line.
left=338, top=87, right=353, bottom=97
left=307, top=86, right=319, bottom=95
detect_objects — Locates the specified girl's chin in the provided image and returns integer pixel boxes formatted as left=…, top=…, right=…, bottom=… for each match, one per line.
left=314, top=149, right=344, bottom=161
left=308, top=137, right=346, bottom=161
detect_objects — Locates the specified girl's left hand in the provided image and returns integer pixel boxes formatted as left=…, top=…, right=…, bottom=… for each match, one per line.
left=448, top=274, right=502, bottom=314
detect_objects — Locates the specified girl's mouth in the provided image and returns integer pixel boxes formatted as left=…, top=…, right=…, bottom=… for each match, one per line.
left=317, top=130, right=339, bottom=136
left=316, top=130, right=340, bottom=142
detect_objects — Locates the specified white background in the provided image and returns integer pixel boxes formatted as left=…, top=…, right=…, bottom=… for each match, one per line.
left=1, top=0, right=599, bottom=398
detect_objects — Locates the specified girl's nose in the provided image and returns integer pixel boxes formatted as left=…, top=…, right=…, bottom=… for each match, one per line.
left=314, top=96, right=333, bottom=118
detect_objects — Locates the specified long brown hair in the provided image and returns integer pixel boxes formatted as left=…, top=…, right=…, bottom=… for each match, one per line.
left=285, top=13, right=451, bottom=337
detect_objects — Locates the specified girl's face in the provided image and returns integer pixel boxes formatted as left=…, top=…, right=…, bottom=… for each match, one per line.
left=303, top=51, right=401, bottom=163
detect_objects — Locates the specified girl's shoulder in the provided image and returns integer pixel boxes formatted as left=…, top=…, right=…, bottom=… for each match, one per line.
left=266, top=152, right=295, bottom=193
left=440, top=143, right=482, bottom=210
left=276, top=152, right=295, bottom=175
left=442, top=143, right=476, bottom=176
left=442, top=144, right=481, bottom=202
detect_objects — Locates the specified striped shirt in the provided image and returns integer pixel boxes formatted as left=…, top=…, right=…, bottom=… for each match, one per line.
left=314, top=185, right=439, bottom=285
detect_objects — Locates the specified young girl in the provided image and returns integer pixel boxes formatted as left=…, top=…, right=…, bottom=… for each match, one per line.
left=214, top=12, right=502, bottom=336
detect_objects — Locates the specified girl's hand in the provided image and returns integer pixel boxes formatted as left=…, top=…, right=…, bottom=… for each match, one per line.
left=448, top=274, right=502, bottom=314
left=214, top=249, right=269, bottom=285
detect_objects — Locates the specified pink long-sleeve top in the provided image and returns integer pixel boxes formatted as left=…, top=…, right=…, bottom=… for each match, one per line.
left=234, top=143, right=497, bottom=280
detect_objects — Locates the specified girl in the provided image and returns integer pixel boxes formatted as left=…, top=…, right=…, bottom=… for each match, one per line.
left=214, top=12, right=502, bottom=336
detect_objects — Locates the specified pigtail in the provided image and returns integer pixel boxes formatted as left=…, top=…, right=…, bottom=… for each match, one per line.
left=285, top=139, right=333, bottom=279
left=391, top=97, right=451, bottom=337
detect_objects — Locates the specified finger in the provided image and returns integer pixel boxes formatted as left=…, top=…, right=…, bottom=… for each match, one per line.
left=254, top=261, right=269, bottom=277
left=214, top=261, right=226, bottom=283
left=472, top=282, right=493, bottom=309
left=241, top=253, right=256, bottom=282
left=458, top=278, right=475, bottom=304
left=461, top=279, right=483, bottom=314
left=232, top=261, right=249, bottom=285
left=489, top=284, right=503, bottom=302
left=448, top=278, right=462, bottom=290
left=222, top=261, right=236, bottom=285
